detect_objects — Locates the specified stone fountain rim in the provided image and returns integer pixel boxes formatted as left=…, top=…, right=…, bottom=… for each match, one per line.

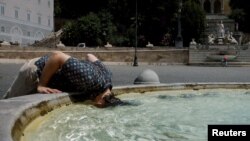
left=1, top=82, right=250, bottom=141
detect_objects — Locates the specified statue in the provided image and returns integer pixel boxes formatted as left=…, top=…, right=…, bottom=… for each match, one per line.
left=217, top=20, right=225, bottom=38
left=146, top=42, right=154, bottom=47
left=208, top=34, right=215, bottom=45
left=189, top=38, right=197, bottom=49
left=104, top=42, right=112, bottom=48
left=226, top=32, right=238, bottom=45
left=56, top=41, right=65, bottom=48
left=190, top=38, right=197, bottom=45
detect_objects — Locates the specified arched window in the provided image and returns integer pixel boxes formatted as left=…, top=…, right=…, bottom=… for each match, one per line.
left=10, top=26, right=23, bottom=44
left=204, top=0, right=211, bottom=13
left=214, top=0, right=222, bottom=14
left=34, top=31, right=44, bottom=40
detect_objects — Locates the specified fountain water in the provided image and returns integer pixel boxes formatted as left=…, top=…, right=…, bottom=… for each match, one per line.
left=20, top=86, right=250, bottom=141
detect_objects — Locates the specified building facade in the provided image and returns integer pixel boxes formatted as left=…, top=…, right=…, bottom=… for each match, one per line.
left=199, top=0, right=231, bottom=15
left=199, top=0, right=235, bottom=36
left=0, top=0, right=54, bottom=46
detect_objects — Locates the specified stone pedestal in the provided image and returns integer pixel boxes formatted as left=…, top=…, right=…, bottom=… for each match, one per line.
left=0, top=41, right=11, bottom=47
left=217, top=37, right=224, bottom=45
left=56, top=41, right=65, bottom=48
left=104, top=42, right=112, bottom=48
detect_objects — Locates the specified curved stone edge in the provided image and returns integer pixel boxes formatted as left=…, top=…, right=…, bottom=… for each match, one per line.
left=0, top=93, right=70, bottom=141
left=1, top=82, right=250, bottom=141
left=113, top=82, right=250, bottom=95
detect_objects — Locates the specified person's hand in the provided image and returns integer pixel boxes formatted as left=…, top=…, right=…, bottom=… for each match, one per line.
left=37, top=85, right=62, bottom=94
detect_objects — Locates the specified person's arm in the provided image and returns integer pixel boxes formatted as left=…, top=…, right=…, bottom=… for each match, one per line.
left=37, top=51, right=70, bottom=94
left=86, top=53, right=98, bottom=62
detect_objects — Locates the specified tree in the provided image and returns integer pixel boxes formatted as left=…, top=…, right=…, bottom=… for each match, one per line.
left=60, top=21, right=80, bottom=46
left=181, top=0, right=205, bottom=46
left=230, top=0, right=250, bottom=32
left=57, top=0, right=205, bottom=47
left=98, top=10, right=117, bottom=45
left=61, top=13, right=101, bottom=46
left=54, top=0, right=61, bottom=17
left=56, top=0, right=109, bottom=19
left=138, top=0, right=179, bottom=46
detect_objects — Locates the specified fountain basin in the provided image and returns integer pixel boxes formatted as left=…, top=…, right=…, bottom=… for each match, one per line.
left=1, top=83, right=250, bottom=141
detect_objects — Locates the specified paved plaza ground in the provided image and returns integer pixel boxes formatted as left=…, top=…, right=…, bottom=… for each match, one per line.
left=0, top=60, right=250, bottom=99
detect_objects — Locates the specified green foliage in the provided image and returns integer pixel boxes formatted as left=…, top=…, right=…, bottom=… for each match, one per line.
left=229, top=9, right=246, bottom=23
left=61, top=13, right=101, bottom=46
left=230, top=0, right=250, bottom=32
left=60, top=21, right=79, bottom=46
left=57, top=0, right=206, bottom=47
left=61, top=11, right=119, bottom=47
left=78, top=13, right=101, bottom=46
left=54, top=0, right=61, bottom=17
left=181, top=0, right=205, bottom=46
left=98, top=10, right=117, bottom=45
left=137, top=0, right=179, bottom=46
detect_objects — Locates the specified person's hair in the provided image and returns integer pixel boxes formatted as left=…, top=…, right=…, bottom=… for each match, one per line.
left=103, top=92, right=143, bottom=107
left=103, top=92, right=122, bottom=106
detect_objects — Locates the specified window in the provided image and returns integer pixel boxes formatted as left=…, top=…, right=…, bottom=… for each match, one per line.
left=27, top=13, right=31, bottom=22
left=0, top=4, right=4, bottom=16
left=15, top=10, right=19, bottom=19
left=1, top=26, right=5, bottom=32
left=38, top=15, right=41, bottom=24
left=14, top=7, right=20, bottom=19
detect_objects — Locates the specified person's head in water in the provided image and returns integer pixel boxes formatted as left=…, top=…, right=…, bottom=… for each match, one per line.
left=93, top=89, right=121, bottom=108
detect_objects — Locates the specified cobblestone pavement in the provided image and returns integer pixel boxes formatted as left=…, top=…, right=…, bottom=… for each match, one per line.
left=1, top=62, right=250, bottom=98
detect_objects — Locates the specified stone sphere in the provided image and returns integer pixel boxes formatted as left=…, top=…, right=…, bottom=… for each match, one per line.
left=134, top=69, right=160, bottom=84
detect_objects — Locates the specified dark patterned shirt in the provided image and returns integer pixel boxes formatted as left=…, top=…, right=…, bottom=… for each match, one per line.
left=35, top=55, right=112, bottom=98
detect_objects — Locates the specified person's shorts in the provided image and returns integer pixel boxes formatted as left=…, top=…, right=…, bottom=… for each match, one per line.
left=2, top=58, right=39, bottom=99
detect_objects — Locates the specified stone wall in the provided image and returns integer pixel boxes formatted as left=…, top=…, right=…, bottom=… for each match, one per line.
left=189, top=45, right=250, bottom=65
left=0, top=46, right=189, bottom=65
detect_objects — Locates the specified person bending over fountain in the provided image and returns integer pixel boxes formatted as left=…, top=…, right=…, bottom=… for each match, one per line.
left=3, top=51, right=120, bottom=108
